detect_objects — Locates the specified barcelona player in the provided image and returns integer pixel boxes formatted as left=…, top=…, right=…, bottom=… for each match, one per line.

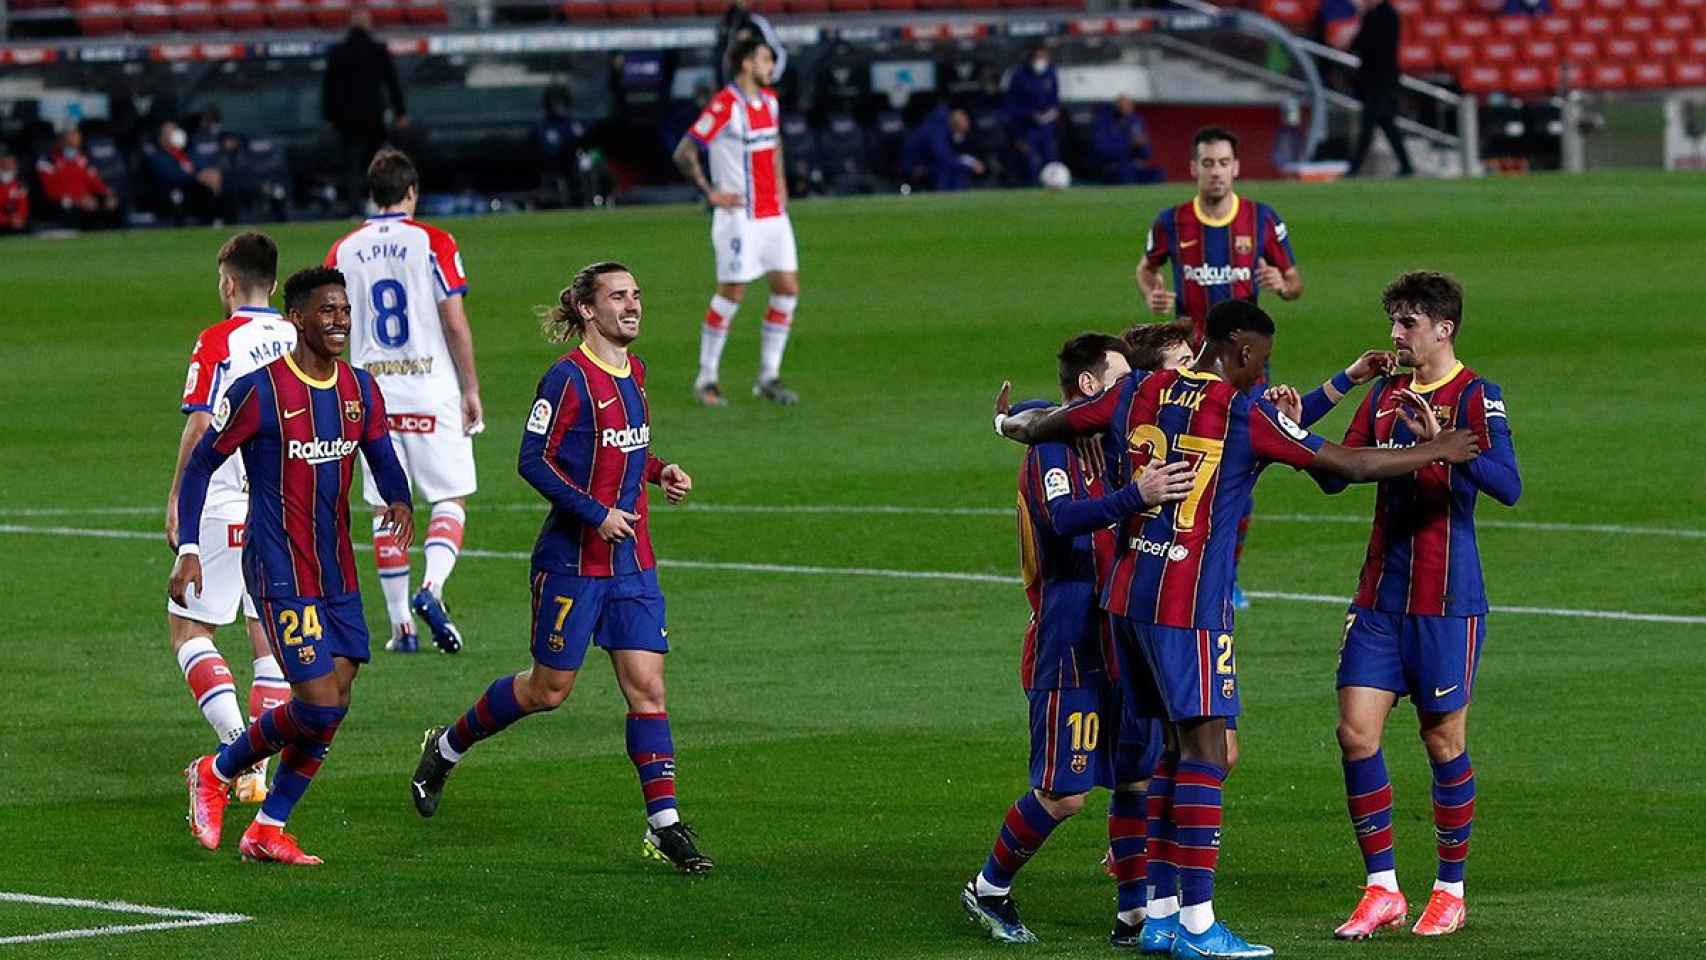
left=961, top=334, right=1196, bottom=945
left=165, top=232, right=296, bottom=806
left=409, top=262, right=712, bottom=873
left=173, top=266, right=414, bottom=865
left=1322, top=273, right=1521, bottom=940
left=994, top=300, right=1480, bottom=959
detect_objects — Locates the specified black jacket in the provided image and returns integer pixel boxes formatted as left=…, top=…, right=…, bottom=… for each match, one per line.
left=1351, top=1, right=1402, bottom=96
left=322, top=27, right=407, bottom=135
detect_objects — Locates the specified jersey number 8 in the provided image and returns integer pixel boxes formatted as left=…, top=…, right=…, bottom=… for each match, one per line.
left=371, top=279, right=410, bottom=348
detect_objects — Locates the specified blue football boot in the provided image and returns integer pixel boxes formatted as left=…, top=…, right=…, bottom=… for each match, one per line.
left=1140, top=913, right=1180, bottom=954
left=960, top=880, right=1038, bottom=944
left=1170, top=920, right=1273, bottom=959
left=411, top=587, right=463, bottom=654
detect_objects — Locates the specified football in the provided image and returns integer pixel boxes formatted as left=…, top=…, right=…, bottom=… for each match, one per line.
left=1038, top=161, right=1072, bottom=190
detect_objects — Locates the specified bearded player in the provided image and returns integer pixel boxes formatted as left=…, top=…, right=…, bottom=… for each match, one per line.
left=1322, top=272, right=1521, bottom=941
left=994, top=300, right=1480, bottom=959
left=165, top=232, right=296, bottom=805
left=672, top=36, right=800, bottom=408
left=175, top=266, right=413, bottom=864
left=327, top=147, right=481, bottom=655
left=409, top=262, right=713, bottom=873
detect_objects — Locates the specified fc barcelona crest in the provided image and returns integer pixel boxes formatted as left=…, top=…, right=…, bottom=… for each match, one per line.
left=1234, top=235, right=1254, bottom=255
left=547, top=633, right=565, bottom=652
left=1221, top=678, right=1236, bottom=699
left=344, top=399, right=363, bottom=423
left=1070, top=754, right=1089, bottom=774
left=298, top=645, right=317, bottom=666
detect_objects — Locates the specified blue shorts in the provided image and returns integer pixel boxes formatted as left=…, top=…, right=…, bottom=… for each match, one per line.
left=1109, top=623, right=1166, bottom=782
left=1028, top=686, right=1116, bottom=794
left=1129, top=621, right=1241, bottom=722
left=530, top=568, right=669, bottom=671
left=255, top=592, right=369, bottom=683
left=1337, top=606, right=1485, bottom=713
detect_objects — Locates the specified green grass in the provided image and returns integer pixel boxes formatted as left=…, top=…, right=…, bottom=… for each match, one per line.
left=2, top=172, right=1703, bottom=958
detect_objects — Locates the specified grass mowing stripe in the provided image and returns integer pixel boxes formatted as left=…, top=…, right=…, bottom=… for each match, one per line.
left=6, top=523, right=1699, bottom=625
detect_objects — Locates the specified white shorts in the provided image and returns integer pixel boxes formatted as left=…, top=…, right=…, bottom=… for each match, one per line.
left=167, top=510, right=257, bottom=625
left=362, top=393, right=478, bottom=507
left=712, top=209, right=798, bottom=284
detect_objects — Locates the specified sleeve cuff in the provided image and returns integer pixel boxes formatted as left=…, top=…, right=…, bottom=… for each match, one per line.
left=1330, top=370, right=1356, bottom=395
left=181, top=403, right=212, bottom=414
left=177, top=543, right=201, bottom=558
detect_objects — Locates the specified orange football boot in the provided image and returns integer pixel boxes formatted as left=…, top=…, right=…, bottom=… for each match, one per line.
left=186, top=756, right=230, bottom=851
left=1334, top=885, right=1408, bottom=940
left=238, top=822, right=323, bottom=865
left=1411, top=889, right=1467, bottom=936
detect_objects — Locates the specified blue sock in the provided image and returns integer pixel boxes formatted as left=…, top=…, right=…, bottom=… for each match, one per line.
left=1145, top=751, right=1180, bottom=909
left=445, top=674, right=529, bottom=755
left=1430, top=752, right=1475, bottom=885
left=215, top=700, right=300, bottom=780
left=1109, top=789, right=1149, bottom=913
left=1344, top=750, right=1397, bottom=877
left=1172, top=760, right=1226, bottom=909
left=258, top=701, right=347, bottom=825
left=980, top=791, right=1064, bottom=890
left=626, top=712, right=678, bottom=825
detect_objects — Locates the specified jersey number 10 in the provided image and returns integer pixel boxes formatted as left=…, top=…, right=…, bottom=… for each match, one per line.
left=371, top=280, right=410, bottom=348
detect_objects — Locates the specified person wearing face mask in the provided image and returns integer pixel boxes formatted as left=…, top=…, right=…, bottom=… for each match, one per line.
left=147, top=121, right=235, bottom=225
left=0, top=150, right=29, bottom=234
left=1003, top=45, right=1063, bottom=186
left=35, top=124, right=119, bottom=229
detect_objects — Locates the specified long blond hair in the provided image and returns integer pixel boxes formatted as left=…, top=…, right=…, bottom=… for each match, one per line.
left=537, top=260, right=632, bottom=343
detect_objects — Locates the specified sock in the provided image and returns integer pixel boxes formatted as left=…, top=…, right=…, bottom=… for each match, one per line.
left=1173, top=760, right=1227, bottom=935
left=978, top=790, right=1065, bottom=893
left=626, top=712, right=680, bottom=829
left=1431, top=751, right=1475, bottom=890
left=258, top=701, right=346, bottom=826
left=176, top=637, right=245, bottom=745
left=421, top=501, right=466, bottom=597
left=249, top=655, right=291, bottom=721
left=373, top=515, right=412, bottom=629
left=1109, top=788, right=1149, bottom=918
left=698, top=294, right=737, bottom=387
left=215, top=699, right=305, bottom=780
left=1145, top=751, right=1180, bottom=917
left=443, top=675, right=530, bottom=757
left=1344, top=750, right=1397, bottom=884
left=757, top=294, right=796, bottom=383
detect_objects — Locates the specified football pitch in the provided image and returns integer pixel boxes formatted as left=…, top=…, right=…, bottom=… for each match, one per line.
left=2, top=172, right=1703, bottom=958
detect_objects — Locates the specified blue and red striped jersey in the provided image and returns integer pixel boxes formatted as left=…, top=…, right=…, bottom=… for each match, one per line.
left=1143, top=194, right=1295, bottom=346
left=1065, top=368, right=1324, bottom=630
left=519, top=343, right=669, bottom=577
left=1333, top=363, right=1521, bottom=616
left=1016, top=435, right=1119, bottom=691
left=177, top=355, right=412, bottom=598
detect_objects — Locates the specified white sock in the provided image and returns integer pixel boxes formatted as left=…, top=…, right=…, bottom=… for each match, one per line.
left=698, top=295, right=738, bottom=387
left=1368, top=869, right=1399, bottom=892
left=973, top=873, right=1009, bottom=898
left=1432, top=879, right=1464, bottom=897
left=1147, top=895, right=1179, bottom=919
left=176, top=637, right=245, bottom=744
left=437, top=730, right=464, bottom=763
left=374, top=515, right=413, bottom=628
left=1118, top=907, right=1147, bottom=926
left=647, top=808, right=681, bottom=830
left=757, top=294, right=796, bottom=383
left=421, top=501, right=466, bottom=597
left=1180, top=901, right=1215, bottom=935
left=254, top=811, right=284, bottom=827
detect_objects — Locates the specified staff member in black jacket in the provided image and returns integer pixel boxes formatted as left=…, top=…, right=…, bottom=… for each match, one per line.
left=323, top=9, right=409, bottom=214
left=1347, top=0, right=1415, bottom=177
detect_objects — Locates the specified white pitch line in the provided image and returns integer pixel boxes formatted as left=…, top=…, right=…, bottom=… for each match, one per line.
left=2, top=503, right=1701, bottom=540
left=2, top=523, right=1700, bottom=626
left=0, top=891, right=250, bottom=945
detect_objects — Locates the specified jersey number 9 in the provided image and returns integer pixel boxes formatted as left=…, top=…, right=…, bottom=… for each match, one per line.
left=371, top=279, right=410, bottom=348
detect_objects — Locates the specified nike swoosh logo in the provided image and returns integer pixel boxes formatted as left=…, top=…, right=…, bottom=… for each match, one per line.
left=1376, top=407, right=1399, bottom=418
left=283, top=408, right=306, bottom=420
left=1433, top=685, right=1459, bottom=697
left=597, top=398, right=618, bottom=410
left=1180, top=239, right=1198, bottom=248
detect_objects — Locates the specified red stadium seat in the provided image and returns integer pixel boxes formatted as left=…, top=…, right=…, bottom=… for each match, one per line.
left=827, top=0, right=871, bottom=10
left=1630, top=0, right=1663, bottom=9
left=1672, top=61, right=1706, bottom=85
left=1263, top=0, right=1312, bottom=24
left=1679, top=0, right=1706, bottom=9
left=1522, top=38, right=1559, bottom=61
left=1659, top=12, right=1693, bottom=32
left=1481, top=38, right=1518, bottom=61
left=1439, top=39, right=1476, bottom=65
left=1588, top=62, right=1630, bottom=87
left=1400, top=42, right=1438, bottom=69
left=127, top=0, right=172, bottom=31
left=313, top=0, right=352, bottom=26
left=1646, top=35, right=1680, bottom=57
left=404, top=0, right=448, bottom=23
left=1536, top=13, right=1573, bottom=35
left=1460, top=64, right=1505, bottom=92
left=561, top=0, right=610, bottom=16
left=74, top=0, right=129, bottom=34
left=654, top=0, right=698, bottom=16
left=221, top=0, right=266, bottom=27
left=1417, top=18, right=1452, bottom=40
left=607, top=0, right=654, bottom=17
left=1505, top=63, right=1550, bottom=92
left=1591, top=0, right=1625, bottom=10
left=366, top=0, right=404, bottom=24
left=873, top=0, right=916, bottom=9
left=1494, top=13, right=1531, bottom=34
left=1393, top=0, right=1422, bottom=13
left=1688, top=35, right=1706, bottom=58
left=1617, top=12, right=1652, bottom=31
left=1574, top=13, right=1611, bottom=34
left=784, top=0, right=829, bottom=12
left=1456, top=15, right=1491, bottom=36
left=175, top=0, right=221, bottom=30
left=1552, top=0, right=1586, bottom=11
left=1429, top=0, right=1464, bottom=15
left=268, top=0, right=311, bottom=27
left=1630, top=61, right=1669, bottom=86
left=1603, top=36, right=1640, bottom=58
left=1562, top=36, right=1599, bottom=59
